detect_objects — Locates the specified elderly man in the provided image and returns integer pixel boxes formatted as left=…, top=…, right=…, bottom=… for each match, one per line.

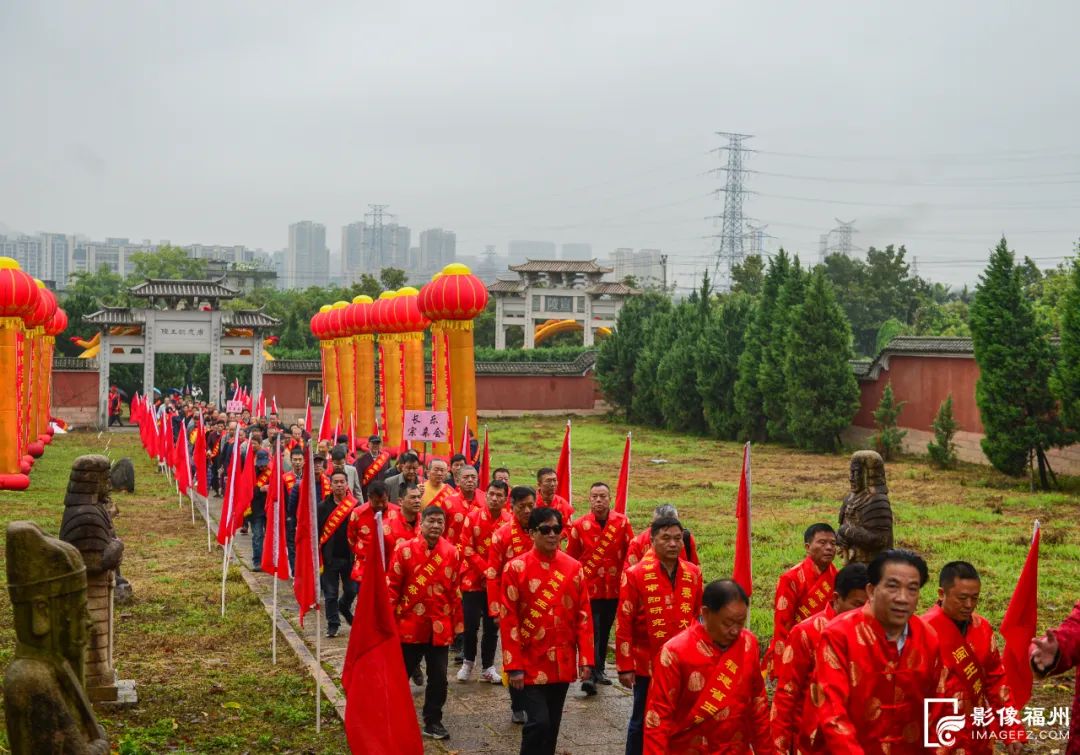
left=625, top=504, right=699, bottom=567
left=385, top=451, right=421, bottom=502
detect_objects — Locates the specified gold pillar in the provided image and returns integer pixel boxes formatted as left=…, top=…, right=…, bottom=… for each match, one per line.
left=335, top=337, right=356, bottom=441
left=0, top=318, right=30, bottom=488
left=320, top=339, right=341, bottom=436
left=354, top=334, right=375, bottom=438
left=429, top=324, right=450, bottom=458
left=379, top=333, right=404, bottom=454
left=445, top=320, right=478, bottom=444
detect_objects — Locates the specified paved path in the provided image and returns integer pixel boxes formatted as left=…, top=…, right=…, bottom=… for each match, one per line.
left=202, top=494, right=633, bottom=754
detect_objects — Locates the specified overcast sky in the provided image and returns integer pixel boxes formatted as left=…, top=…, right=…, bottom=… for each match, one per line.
left=3, top=1, right=1078, bottom=288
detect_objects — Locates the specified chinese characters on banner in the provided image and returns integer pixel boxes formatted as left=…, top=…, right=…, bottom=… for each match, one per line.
left=404, top=411, right=448, bottom=441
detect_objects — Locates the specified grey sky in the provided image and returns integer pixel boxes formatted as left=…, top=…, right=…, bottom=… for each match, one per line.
left=2, top=1, right=1078, bottom=288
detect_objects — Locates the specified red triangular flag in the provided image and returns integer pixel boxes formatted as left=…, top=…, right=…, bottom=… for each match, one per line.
left=613, top=432, right=631, bottom=515
left=460, top=419, right=471, bottom=464
left=174, top=423, right=192, bottom=496
left=304, top=400, right=312, bottom=435
left=261, top=435, right=291, bottom=579
left=733, top=442, right=752, bottom=596
left=342, top=513, right=424, bottom=755
left=555, top=420, right=572, bottom=508
left=477, top=428, right=490, bottom=492
left=1000, top=521, right=1040, bottom=709
left=194, top=412, right=209, bottom=497
left=216, top=427, right=243, bottom=545
left=271, top=395, right=278, bottom=415
left=293, top=442, right=320, bottom=626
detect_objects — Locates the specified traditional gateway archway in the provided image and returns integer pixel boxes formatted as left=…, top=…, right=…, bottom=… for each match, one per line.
left=83, top=278, right=278, bottom=427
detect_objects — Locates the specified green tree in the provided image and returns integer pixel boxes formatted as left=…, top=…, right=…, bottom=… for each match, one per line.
left=734, top=249, right=790, bottom=441
left=874, top=317, right=909, bottom=355
left=278, top=309, right=306, bottom=351
left=631, top=308, right=674, bottom=425
left=1051, top=257, right=1080, bottom=433
left=128, top=245, right=207, bottom=280
left=731, top=255, right=765, bottom=296
left=761, top=256, right=807, bottom=440
left=927, top=395, right=959, bottom=468
left=871, top=382, right=907, bottom=460
left=783, top=270, right=860, bottom=452
left=596, top=293, right=671, bottom=420
left=970, top=238, right=1066, bottom=487
left=57, top=266, right=128, bottom=356
left=697, top=293, right=753, bottom=439
left=656, top=277, right=711, bottom=433
left=379, top=268, right=408, bottom=290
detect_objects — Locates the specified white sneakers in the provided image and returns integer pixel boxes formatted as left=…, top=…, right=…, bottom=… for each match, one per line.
left=480, top=666, right=502, bottom=684
left=456, top=660, right=475, bottom=682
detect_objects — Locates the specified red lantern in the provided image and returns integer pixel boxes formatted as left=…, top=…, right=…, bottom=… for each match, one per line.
left=0, top=260, right=39, bottom=319
left=350, top=295, right=373, bottom=334
left=26, top=283, right=57, bottom=329
left=46, top=308, right=68, bottom=337
left=418, top=263, right=488, bottom=321
left=371, top=291, right=396, bottom=332
left=326, top=302, right=349, bottom=339
left=310, top=309, right=327, bottom=340
left=391, top=287, right=430, bottom=332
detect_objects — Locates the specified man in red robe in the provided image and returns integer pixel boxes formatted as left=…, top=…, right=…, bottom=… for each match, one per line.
left=457, top=479, right=510, bottom=684
left=486, top=485, right=536, bottom=724
left=625, top=504, right=700, bottom=568
left=616, top=514, right=703, bottom=755
left=387, top=505, right=463, bottom=741
left=643, top=579, right=770, bottom=753
left=345, top=479, right=397, bottom=585
left=770, top=562, right=870, bottom=754
left=922, top=561, right=1025, bottom=754
left=814, top=549, right=945, bottom=754
left=441, top=464, right=482, bottom=546
left=536, top=467, right=573, bottom=528
left=386, top=482, right=422, bottom=548
left=567, top=480, right=635, bottom=694
left=767, top=523, right=838, bottom=681
left=1031, top=599, right=1080, bottom=755
left=500, top=507, right=594, bottom=755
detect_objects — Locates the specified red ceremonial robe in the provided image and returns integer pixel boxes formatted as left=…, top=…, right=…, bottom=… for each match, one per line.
left=815, top=605, right=944, bottom=755
left=616, top=555, right=703, bottom=678
left=922, top=604, right=1026, bottom=753
left=566, top=511, right=635, bottom=599
left=767, top=556, right=837, bottom=680
left=1036, top=599, right=1080, bottom=755
left=770, top=604, right=837, bottom=754
left=498, top=548, right=595, bottom=685
left=346, top=502, right=399, bottom=582
left=459, top=506, right=511, bottom=593
left=385, top=507, right=420, bottom=549
left=643, top=623, right=770, bottom=754
left=485, top=518, right=532, bottom=617
left=537, top=492, right=574, bottom=528
left=386, top=534, right=463, bottom=646
left=439, top=489, right=481, bottom=546
left=626, top=528, right=700, bottom=568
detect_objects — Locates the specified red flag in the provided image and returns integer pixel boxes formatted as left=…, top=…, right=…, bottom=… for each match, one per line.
left=254, top=390, right=264, bottom=419
left=477, top=428, right=490, bottom=492
left=613, top=432, right=632, bottom=515
left=174, top=423, right=192, bottom=496
left=304, top=400, right=312, bottom=435
left=1000, top=521, right=1040, bottom=709
left=162, top=412, right=173, bottom=467
left=315, top=402, right=331, bottom=443
left=216, top=427, right=244, bottom=545
left=342, top=513, right=424, bottom=755
left=293, top=442, right=320, bottom=626
left=271, top=395, right=278, bottom=415
left=733, top=442, right=752, bottom=596
left=349, top=413, right=357, bottom=460
left=459, top=420, right=471, bottom=464
left=555, top=419, right=572, bottom=507
left=261, top=435, right=291, bottom=579
left=194, top=412, right=209, bottom=497
left=131, top=392, right=142, bottom=424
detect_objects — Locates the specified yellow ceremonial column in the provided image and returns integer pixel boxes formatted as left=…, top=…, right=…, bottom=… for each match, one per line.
left=373, top=292, right=404, bottom=454
left=312, top=305, right=341, bottom=435
left=24, top=281, right=55, bottom=458
left=40, top=308, right=65, bottom=446
left=351, top=296, right=376, bottom=438
left=331, top=301, right=356, bottom=441
left=392, top=288, right=430, bottom=425
left=0, top=258, right=39, bottom=489
left=419, top=264, right=489, bottom=457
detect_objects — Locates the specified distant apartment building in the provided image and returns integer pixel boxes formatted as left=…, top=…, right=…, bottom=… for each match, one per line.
left=612, top=247, right=665, bottom=288
left=508, top=240, right=557, bottom=262
left=419, top=228, right=456, bottom=275
left=287, top=221, right=328, bottom=288
left=560, top=242, right=593, bottom=261
left=340, top=220, right=411, bottom=280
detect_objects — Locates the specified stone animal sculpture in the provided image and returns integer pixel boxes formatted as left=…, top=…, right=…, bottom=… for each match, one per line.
left=837, top=449, right=894, bottom=564
left=109, top=457, right=135, bottom=493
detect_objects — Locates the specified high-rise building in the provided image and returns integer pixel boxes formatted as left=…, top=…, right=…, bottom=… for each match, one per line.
left=508, top=240, right=557, bottom=261
left=612, top=248, right=664, bottom=288
left=340, top=220, right=411, bottom=280
left=287, top=221, right=328, bottom=288
left=419, top=228, right=456, bottom=274
left=560, top=242, right=593, bottom=260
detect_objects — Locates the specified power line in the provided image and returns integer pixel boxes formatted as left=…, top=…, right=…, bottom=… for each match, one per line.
left=709, top=132, right=753, bottom=289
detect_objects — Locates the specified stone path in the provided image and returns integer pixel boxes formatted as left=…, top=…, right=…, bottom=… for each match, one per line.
left=202, top=494, right=633, bottom=754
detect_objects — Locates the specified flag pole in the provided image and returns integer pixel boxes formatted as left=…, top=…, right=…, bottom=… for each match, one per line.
left=271, top=575, right=278, bottom=665
left=190, top=490, right=195, bottom=524
left=220, top=538, right=230, bottom=617
left=315, top=594, right=322, bottom=733
left=205, top=493, right=213, bottom=553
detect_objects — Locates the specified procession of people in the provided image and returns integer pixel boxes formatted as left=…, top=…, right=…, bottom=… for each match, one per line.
left=139, top=392, right=1078, bottom=755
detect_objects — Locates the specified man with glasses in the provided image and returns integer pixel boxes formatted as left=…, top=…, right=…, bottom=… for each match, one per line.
left=500, top=507, right=594, bottom=755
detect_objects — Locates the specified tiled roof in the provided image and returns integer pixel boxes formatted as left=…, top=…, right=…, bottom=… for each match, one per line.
left=475, top=351, right=597, bottom=376
left=54, top=357, right=97, bottom=370
left=128, top=277, right=239, bottom=299
left=850, top=360, right=873, bottom=378
left=488, top=280, right=527, bottom=294
left=586, top=282, right=638, bottom=295
left=879, top=336, right=973, bottom=354
left=223, top=310, right=280, bottom=328
left=83, top=307, right=143, bottom=326
left=82, top=307, right=277, bottom=328
left=267, top=359, right=321, bottom=373
left=509, top=259, right=613, bottom=274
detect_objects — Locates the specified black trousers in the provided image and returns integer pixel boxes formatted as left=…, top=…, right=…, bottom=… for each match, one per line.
left=590, top=598, right=618, bottom=676
left=462, top=590, right=498, bottom=668
left=108, top=413, right=123, bottom=427
left=625, top=675, right=650, bottom=755
left=520, top=683, right=569, bottom=755
left=320, top=555, right=354, bottom=629
left=402, top=643, right=449, bottom=726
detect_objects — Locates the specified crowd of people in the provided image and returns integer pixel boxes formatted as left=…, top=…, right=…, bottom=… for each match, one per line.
left=151, top=395, right=1079, bottom=755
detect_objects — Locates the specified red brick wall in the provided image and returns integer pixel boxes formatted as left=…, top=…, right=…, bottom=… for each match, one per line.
left=54, top=370, right=98, bottom=410
left=851, top=354, right=983, bottom=433
left=476, top=374, right=601, bottom=412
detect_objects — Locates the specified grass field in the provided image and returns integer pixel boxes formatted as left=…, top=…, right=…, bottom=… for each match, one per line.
left=0, top=416, right=1076, bottom=751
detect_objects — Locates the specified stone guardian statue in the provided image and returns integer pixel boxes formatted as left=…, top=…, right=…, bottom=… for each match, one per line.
left=837, top=450, right=894, bottom=564
left=4, top=521, right=110, bottom=754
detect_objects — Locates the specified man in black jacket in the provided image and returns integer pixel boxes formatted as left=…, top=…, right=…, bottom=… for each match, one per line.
left=317, top=470, right=357, bottom=638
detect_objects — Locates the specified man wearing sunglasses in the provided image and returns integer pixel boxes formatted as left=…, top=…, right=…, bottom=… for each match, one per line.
left=499, top=507, right=594, bottom=755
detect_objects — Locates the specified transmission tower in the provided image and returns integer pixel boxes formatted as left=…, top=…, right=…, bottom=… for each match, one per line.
left=831, top=218, right=857, bottom=257
left=364, top=204, right=394, bottom=268
left=709, top=132, right=754, bottom=289
left=819, top=233, right=831, bottom=264
left=746, top=222, right=769, bottom=256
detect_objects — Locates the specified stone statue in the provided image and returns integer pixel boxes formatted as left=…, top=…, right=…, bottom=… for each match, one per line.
left=837, top=450, right=894, bottom=564
left=109, top=457, right=135, bottom=493
left=59, top=455, right=126, bottom=704
left=4, top=521, right=110, bottom=754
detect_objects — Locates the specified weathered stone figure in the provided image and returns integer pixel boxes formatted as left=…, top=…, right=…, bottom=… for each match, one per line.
left=109, top=457, right=135, bottom=493
left=837, top=449, right=894, bottom=564
left=4, top=521, right=110, bottom=754
left=59, top=455, right=125, bottom=703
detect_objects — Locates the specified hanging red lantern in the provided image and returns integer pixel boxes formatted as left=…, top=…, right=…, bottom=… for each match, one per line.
left=418, top=263, right=488, bottom=321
